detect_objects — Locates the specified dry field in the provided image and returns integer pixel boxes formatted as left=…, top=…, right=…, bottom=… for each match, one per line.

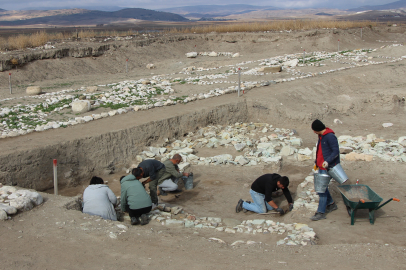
left=1, top=23, right=406, bottom=269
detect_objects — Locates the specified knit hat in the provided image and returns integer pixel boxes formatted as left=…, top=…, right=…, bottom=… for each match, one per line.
left=311, top=119, right=326, bottom=132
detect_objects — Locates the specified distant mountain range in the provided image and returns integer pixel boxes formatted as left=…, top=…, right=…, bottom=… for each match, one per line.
left=0, top=1, right=406, bottom=26
left=158, top=4, right=281, bottom=18
left=0, top=8, right=188, bottom=26
left=349, top=0, right=406, bottom=11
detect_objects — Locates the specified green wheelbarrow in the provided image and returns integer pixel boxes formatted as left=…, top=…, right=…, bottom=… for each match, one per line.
left=337, top=184, right=400, bottom=225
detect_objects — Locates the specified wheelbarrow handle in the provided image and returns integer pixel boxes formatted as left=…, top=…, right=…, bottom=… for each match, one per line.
left=375, top=198, right=400, bottom=211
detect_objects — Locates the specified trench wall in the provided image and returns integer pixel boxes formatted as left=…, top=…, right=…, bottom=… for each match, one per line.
left=0, top=101, right=248, bottom=191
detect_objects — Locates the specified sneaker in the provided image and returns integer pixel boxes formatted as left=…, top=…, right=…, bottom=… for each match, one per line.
left=131, top=217, right=140, bottom=225
left=236, top=199, right=244, bottom=213
left=326, top=202, right=338, bottom=213
left=159, top=187, right=167, bottom=196
left=310, top=212, right=326, bottom=221
left=139, top=214, right=149, bottom=225
left=243, top=201, right=251, bottom=213
left=151, top=203, right=157, bottom=210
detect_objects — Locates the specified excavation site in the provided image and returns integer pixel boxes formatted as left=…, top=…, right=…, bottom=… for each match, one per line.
left=1, top=26, right=405, bottom=269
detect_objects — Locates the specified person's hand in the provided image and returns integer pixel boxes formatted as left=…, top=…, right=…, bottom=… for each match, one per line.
left=322, top=161, right=328, bottom=168
left=183, top=172, right=189, bottom=177
left=141, top=180, right=147, bottom=187
left=313, top=164, right=318, bottom=171
left=289, top=204, right=294, bottom=212
left=276, top=208, right=285, bottom=215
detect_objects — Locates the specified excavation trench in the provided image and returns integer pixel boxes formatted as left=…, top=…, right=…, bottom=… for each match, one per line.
left=0, top=99, right=257, bottom=191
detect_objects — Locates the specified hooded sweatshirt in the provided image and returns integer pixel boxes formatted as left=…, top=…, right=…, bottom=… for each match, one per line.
left=315, top=128, right=340, bottom=170
left=120, top=174, right=152, bottom=212
left=83, top=184, right=117, bottom=221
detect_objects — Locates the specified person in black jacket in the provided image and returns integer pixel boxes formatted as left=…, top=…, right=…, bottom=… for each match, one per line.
left=310, top=119, right=339, bottom=221
left=236, top=174, right=293, bottom=215
left=133, top=159, right=166, bottom=206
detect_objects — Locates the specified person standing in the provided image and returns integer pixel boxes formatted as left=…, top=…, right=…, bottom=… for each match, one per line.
left=82, top=176, right=117, bottom=221
left=120, top=168, right=152, bottom=225
left=236, top=174, right=293, bottom=214
left=310, top=119, right=339, bottom=221
left=133, top=159, right=166, bottom=206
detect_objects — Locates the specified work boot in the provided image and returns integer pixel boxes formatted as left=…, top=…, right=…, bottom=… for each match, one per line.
left=131, top=217, right=140, bottom=225
left=236, top=199, right=244, bottom=213
left=310, top=212, right=326, bottom=221
left=139, top=214, right=149, bottom=225
left=158, top=187, right=167, bottom=196
left=326, top=202, right=338, bottom=213
left=243, top=201, right=251, bottom=213
left=169, top=189, right=182, bottom=194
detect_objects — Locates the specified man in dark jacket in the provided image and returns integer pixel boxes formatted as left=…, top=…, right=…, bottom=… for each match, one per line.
left=236, top=174, right=293, bottom=214
left=132, top=159, right=165, bottom=206
left=310, top=119, right=339, bottom=221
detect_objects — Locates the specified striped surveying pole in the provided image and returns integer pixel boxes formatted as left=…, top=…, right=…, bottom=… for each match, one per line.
left=126, top=59, right=128, bottom=73
left=9, top=73, right=12, bottom=94
left=53, top=159, right=58, bottom=195
left=238, top=68, right=241, bottom=97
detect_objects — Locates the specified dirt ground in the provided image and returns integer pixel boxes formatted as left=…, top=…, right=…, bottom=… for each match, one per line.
left=1, top=25, right=406, bottom=269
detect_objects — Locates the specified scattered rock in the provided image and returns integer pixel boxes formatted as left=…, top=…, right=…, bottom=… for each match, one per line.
left=26, top=86, right=42, bottom=95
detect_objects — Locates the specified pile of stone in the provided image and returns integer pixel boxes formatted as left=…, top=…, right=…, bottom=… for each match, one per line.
left=293, top=175, right=320, bottom=212
left=0, top=184, right=44, bottom=220
left=147, top=204, right=316, bottom=246
left=135, top=123, right=309, bottom=168
left=338, top=134, right=406, bottom=163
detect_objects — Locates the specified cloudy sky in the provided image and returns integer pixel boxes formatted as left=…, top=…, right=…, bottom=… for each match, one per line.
left=0, top=0, right=398, bottom=11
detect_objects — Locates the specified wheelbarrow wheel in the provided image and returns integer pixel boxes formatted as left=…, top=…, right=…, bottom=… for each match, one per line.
left=346, top=206, right=352, bottom=216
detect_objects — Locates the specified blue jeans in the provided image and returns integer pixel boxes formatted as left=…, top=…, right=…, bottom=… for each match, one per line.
left=317, top=169, right=334, bottom=213
left=242, top=189, right=274, bottom=213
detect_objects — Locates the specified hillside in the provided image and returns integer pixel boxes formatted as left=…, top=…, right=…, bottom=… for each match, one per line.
left=349, top=0, right=406, bottom=11
left=0, top=8, right=188, bottom=26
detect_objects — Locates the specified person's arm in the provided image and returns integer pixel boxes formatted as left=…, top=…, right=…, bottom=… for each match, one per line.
left=142, top=177, right=152, bottom=186
left=282, top=187, right=293, bottom=204
left=324, top=134, right=340, bottom=165
left=167, top=163, right=184, bottom=178
left=107, top=188, right=117, bottom=206
left=267, top=200, right=278, bottom=209
left=120, top=188, right=127, bottom=212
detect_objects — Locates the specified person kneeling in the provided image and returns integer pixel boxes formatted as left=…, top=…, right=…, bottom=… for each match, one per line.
left=120, top=169, right=152, bottom=225
left=236, top=174, right=293, bottom=215
left=156, top=154, right=190, bottom=196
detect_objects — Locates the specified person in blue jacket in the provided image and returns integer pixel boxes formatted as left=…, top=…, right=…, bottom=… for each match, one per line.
left=311, top=119, right=339, bottom=221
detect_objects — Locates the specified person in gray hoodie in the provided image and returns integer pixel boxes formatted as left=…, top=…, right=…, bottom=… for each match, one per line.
left=82, top=176, right=117, bottom=221
left=120, top=168, right=152, bottom=225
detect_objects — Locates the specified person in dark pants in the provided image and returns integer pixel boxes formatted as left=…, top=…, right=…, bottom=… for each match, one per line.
left=120, top=169, right=152, bottom=225
left=236, top=174, right=293, bottom=214
left=310, top=119, right=339, bottom=221
left=134, top=159, right=166, bottom=206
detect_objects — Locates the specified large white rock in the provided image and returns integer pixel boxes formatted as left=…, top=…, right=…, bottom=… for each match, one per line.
left=0, top=209, right=7, bottom=220
left=0, top=186, right=17, bottom=195
left=283, top=59, right=299, bottom=67
left=186, top=52, right=198, bottom=58
left=86, top=86, right=98, bottom=93
left=16, top=190, right=43, bottom=206
left=280, top=145, right=295, bottom=156
left=71, top=100, right=90, bottom=113
left=0, top=203, right=17, bottom=214
left=208, top=51, right=218, bottom=57
left=146, top=63, right=155, bottom=69
left=26, top=86, right=42, bottom=95
left=9, top=197, right=33, bottom=211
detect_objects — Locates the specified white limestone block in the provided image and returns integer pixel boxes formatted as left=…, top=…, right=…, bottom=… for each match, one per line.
left=71, top=100, right=90, bottom=113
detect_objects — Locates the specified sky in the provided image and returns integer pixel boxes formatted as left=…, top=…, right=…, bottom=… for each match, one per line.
left=0, top=0, right=399, bottom=11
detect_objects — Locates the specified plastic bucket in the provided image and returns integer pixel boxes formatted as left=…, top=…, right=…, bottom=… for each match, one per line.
left=327, top=164, right=348, bottom=184
left=314, top=173, right=332, bottom=193
left=182, top=173, right=194, bottom=190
